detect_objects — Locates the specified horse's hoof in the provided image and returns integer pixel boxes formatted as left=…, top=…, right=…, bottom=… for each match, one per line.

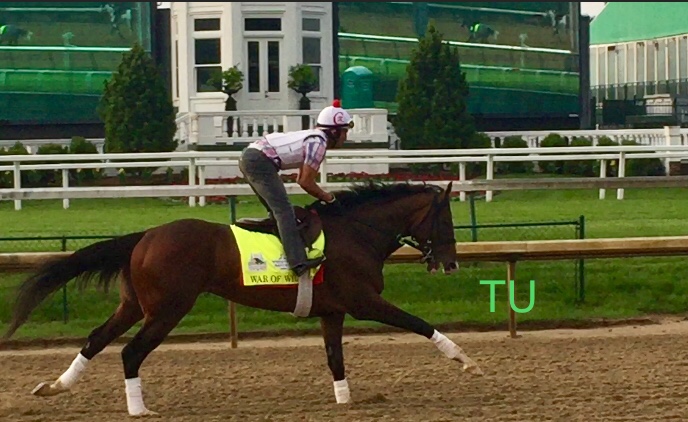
left=31, top=382, right=65, bottom=397
left=462, top=361, right=485, bottom=376
left=131, top=409, right=160, bottom=418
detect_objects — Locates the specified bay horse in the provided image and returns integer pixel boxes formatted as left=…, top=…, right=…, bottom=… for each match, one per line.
left=1, top=181, right=483, bottom=417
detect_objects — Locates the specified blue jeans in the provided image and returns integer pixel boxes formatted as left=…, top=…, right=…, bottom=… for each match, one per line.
left=239, top=148, right=308, bottom=268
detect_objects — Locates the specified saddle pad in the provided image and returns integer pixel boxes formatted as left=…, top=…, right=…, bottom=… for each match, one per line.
left=230, top=224, right=326, bottom=288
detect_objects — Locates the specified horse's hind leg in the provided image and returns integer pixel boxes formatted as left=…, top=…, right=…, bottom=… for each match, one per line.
left=320, top=313, right=350, bottom=404
left=120, top=297, right=195, bottom=417
left=32, top=298, right=143, bottom=397
left=348, top=294, right=483, bottom=376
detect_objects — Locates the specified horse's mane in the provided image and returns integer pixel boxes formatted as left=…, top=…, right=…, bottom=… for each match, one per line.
left=307, top=180, right=441, bottom=216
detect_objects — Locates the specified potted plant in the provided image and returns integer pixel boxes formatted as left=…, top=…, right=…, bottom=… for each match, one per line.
left=288, top=64, right=318, bottom=129
left=209, top=65, right=244, bottom=136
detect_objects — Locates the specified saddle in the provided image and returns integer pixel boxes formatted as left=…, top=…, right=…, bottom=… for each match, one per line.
left=234, top=206, right=323, bottom=249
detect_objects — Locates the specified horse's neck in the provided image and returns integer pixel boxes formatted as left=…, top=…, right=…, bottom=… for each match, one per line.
left=348, top=195, right=430, bottom=248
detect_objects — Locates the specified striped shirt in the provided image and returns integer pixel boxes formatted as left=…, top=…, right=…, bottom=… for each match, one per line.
left=251, top=135, right=328, bottom=171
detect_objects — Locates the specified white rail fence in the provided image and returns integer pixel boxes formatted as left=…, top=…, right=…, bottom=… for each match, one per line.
left=2, top=145, right=688, bottom=211
left=5, top=123, right=688, bottom=157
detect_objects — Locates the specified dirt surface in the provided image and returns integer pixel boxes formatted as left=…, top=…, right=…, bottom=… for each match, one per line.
left=2, top=317, right=688, bottom=422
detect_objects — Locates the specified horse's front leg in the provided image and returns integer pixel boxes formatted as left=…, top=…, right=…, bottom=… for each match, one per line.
left=320, top=312, right=351, bottom=404
left=348, top=293, right=484, bottom=376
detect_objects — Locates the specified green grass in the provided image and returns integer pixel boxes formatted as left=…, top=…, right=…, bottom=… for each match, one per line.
left=2, top=187, right=688, bottom=340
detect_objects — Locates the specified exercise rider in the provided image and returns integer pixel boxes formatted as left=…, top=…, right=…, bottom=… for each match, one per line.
left=239, top=99, right=353, bottom=277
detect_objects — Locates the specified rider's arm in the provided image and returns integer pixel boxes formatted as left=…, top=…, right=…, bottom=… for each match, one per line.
left=297, top=137, right=334, bottom=202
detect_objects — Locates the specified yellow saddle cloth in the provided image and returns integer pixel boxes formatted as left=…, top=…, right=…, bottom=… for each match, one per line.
left=230, top=224, right=326, bottom=287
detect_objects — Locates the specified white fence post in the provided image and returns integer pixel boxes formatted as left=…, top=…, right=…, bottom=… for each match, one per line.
left=599, top=160, right=607, bottom=200
left=617, top=152, right=626, bottom=200
left=198, top=165, right=206, bottom=207
left=62, top=169, right=70, bottom=209
left=188, top=157, right=197, bottom=207
left=13, top=161, right=21, bottom=211
left=663, top=125, right=682, bottom=175
left=485, top=155, right=494, bottom=202
left=459, top=162, right=466, bottom=202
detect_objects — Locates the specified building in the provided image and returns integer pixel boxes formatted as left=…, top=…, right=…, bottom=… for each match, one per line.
left=170, top=2, right=334, bottom=114
left=589, top=2, right=688, bottom=127
left=337, top=2, right=588, bottom=130
left=0, top=1, right=161, bottom=140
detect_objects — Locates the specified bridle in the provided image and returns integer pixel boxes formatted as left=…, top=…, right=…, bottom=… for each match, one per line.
left=397, top=190, right=455, bottom=264
left=328, top=189, right=454, bottom=264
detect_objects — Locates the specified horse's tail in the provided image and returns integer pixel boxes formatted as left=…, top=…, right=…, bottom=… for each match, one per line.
left=2, top=231, right=147, bottom=341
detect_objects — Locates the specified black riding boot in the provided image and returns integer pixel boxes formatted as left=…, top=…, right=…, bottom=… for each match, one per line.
left=291, top=255, right=326, bottom=277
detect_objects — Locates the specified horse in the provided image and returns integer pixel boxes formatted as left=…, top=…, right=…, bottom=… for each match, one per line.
left=462, top=21, right=500, bottom=44
left=1, top=181, right=483, bottom=417
left=0, top=24, right=33, bottom=46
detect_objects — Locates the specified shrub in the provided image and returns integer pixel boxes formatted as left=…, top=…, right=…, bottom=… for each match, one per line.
left=395, top=24, right=475, bottom=151
left=0, top=142, right=34, bottom=187
left=592, top=136, right=619, bottom=177
left=35, top=143, right=69, bottom=187
left=69, top=136, right=104, bottom=184
left=562, top=136, right=595, bottom=176
left=539, top=133, right=567, bottom=174
left=497, top=135, right=532, bottom=175
left=99, top=42, right=177, bottom=176
left=621, top=139, right=666, bottom=176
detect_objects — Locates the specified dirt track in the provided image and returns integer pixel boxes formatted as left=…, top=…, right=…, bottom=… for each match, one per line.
left=2, top=319, right=688, bottom=422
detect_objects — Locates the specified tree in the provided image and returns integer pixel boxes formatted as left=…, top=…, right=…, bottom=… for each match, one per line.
left=99, top=42, right=177, bottom=160
left=395, top=24, right=475, bottom=151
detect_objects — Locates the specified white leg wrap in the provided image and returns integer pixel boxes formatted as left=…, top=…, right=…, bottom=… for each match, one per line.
left=56, top=353, right=89, bottom=389
left=125, top=377, right=148, bottom=416
left=431, top=330, right=461, bottom=359
left=333, top=379, right=351, bottom=404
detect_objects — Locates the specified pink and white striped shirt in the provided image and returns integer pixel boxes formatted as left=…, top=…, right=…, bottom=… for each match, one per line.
left=250, top=134, right=328, bottom=171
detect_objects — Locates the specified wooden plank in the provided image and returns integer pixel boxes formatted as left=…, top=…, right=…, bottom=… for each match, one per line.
left=3, top=236, right=688, bottom=269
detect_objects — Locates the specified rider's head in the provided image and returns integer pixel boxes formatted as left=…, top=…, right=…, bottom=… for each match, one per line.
left=315, top=99, right=353, bottom=149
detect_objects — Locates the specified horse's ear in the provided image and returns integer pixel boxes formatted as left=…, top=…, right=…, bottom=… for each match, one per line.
left=443, top=182, right=453, bottom=200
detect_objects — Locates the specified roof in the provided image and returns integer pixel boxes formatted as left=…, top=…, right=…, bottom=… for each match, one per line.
left=591, top=2, right=688, bottom=45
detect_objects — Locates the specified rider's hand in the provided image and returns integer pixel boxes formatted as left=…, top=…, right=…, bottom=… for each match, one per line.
left=321, top=193, right=344, bottom=215
left=324, top=193, right=336, bottom=204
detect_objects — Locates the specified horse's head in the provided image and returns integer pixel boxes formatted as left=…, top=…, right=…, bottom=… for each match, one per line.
left=405, top=182, right=458, bottom=275
left=309, top=181, right=458, bottom=274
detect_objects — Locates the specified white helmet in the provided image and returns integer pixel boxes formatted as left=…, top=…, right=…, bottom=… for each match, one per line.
left=316, top=99, right=354, bottom=129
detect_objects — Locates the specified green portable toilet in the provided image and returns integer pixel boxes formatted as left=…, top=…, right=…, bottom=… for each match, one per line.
left=341, top=66, right=374, bottom=109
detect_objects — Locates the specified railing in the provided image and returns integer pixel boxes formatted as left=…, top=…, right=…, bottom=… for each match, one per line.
left=2, top=145, right=688, bottom=211
left=339, top=32, right=571, bottom=55
left=6, top=127, right=688, bottom=154
left=4, top=234, right=688, bottom=341
left=338, top=32, right=574, bottom=72
left=484, top=127, right=688, bottom=148
left=174, top=109, right=390, bottom=148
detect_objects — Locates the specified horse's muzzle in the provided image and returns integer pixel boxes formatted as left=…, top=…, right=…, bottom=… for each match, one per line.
left=426, top=261, right=459, bottom=275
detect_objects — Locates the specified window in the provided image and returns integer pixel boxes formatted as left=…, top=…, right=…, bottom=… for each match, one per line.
left=302, top=18, right=320, bottom=32
left=302, top=16, right=322, bottom=92
left=195, top=38, right=222, bottom=93
left=245, top=18, right=281, bottom=31
left=268, top=41, right=280, bottom=92
left=302, top=37, right=321, bottom=91
left=195, top=18, right=220, bottom=31
left=248, top=41, right=260, bottom=93
left=192, top=17, right=222, bottom=93
left=247, top=40, right=281, bottom=94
